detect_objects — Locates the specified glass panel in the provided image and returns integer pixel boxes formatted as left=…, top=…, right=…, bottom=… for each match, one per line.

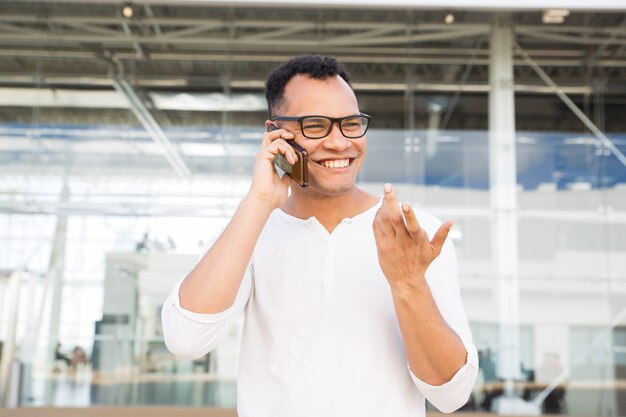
left=2, top=125, right=623, bottom=413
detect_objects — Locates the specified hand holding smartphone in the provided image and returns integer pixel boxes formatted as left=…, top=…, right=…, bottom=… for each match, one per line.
left=267, top=124, right=308, bottom=187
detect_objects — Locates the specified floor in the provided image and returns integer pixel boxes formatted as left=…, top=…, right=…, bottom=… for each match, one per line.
left=21, top=371, right=237, bottom=408
left=0, top=411, right=523, bottom=417
left=0, top=407, right=237, bottom=417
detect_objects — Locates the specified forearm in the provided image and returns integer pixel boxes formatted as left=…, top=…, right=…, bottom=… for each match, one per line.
left=390, top=277, right=467, bottom=386
left=179, top=193, right=274, bottom=314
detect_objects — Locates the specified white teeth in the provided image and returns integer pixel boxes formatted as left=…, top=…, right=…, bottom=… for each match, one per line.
left=321, top=159, right=349, bottom=168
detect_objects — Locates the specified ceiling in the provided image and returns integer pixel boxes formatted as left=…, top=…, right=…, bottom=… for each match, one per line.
left=0, top=1, right=625, bottom=181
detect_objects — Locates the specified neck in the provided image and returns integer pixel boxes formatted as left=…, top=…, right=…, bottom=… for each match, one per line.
left=282, top=186, right=378, bottom=233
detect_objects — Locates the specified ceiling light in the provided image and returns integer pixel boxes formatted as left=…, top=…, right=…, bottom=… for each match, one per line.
left=444, top=13, right=455, bottom=24
left=542, top=9, right=569, bottom=24
left=122, top=4, right=134, bottom=19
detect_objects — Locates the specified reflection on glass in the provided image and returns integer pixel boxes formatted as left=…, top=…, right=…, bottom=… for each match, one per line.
left=0, top=127, right=624, bottom=414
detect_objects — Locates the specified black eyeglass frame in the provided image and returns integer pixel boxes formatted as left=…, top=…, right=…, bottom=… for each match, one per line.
left=270, top=113, right=372, bottom=139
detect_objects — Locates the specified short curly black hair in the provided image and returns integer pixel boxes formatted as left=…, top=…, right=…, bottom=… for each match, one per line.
left=265, top=55, right=351, bottom=117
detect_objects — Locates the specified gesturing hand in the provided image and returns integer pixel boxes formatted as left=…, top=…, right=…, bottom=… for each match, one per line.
left=372, top=183, right=453, bottom=285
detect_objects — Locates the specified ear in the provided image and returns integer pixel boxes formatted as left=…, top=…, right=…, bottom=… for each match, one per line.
left=265, top=120, right=274, bottom=131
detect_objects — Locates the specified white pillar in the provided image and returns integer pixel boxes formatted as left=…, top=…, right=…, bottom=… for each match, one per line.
left=489, top=16, right=522, bottom=387
left=35, top=183, right=69, bottom=369
left=0, top=270, right=22, bottom=406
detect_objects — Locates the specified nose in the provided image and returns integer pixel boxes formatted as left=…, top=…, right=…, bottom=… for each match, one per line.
left=322, top=122, right=352, bottom=151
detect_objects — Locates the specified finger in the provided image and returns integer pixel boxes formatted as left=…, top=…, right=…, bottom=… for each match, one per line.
left=383, top=183, right=408, bottom=236
left=269, top=129, right=295, bottom=143
left=377, top=197, right=397, bottom=238
left=430, top=221, right=454, bottom=257
left=265, top=139, right=298, bottom=164
left=261, top=146, right=296, bottom=166
left=263, top=128, right=294, bottom=148
left=372, top=208, right=387, bottom=242
left=401, top=203, right=423, bottom=240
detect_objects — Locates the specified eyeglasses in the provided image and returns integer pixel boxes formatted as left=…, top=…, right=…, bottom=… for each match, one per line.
left=271, top=113, right=372, bottom=139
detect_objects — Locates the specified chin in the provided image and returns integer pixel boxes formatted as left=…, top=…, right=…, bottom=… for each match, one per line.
left=308, top=181, right=357, bottom=197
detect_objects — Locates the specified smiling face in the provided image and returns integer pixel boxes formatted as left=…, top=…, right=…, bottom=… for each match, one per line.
left=276, top=74, right=367, bottom=197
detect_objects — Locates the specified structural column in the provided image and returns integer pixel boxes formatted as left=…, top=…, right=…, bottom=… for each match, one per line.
left=38, top=210, right=69, bottom=387
left=0, top=270, right=22, bottom=407
left=489, top=16, right=521, bottom=390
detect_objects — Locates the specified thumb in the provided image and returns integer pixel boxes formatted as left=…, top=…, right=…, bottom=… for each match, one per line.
left=430, top=221, right=453, bottom=257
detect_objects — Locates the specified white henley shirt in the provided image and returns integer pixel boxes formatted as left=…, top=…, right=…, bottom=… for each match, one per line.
left=162, top=199, right=478, bottom=417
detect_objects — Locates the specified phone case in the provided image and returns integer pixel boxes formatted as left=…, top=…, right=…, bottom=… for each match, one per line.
left=268, top=125, right=309, bottom=187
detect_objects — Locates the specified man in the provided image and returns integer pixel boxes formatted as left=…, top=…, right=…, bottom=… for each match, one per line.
left=162, top=55, right=477, bottom=417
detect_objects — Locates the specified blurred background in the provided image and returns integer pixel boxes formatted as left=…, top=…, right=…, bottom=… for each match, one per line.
left=0, top=0, right=625, bottom=416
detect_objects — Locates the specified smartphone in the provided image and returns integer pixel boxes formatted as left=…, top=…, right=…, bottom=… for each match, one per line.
left=267, top=124, right=308, bottom=187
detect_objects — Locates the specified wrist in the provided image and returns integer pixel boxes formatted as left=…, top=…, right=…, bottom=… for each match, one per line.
left=242, top=191, right=279, bottom=214
left=389, top=274, right=428, bottom=298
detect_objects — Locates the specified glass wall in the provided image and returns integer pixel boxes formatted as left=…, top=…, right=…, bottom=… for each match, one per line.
left=1, top=128, right=624, bottom=413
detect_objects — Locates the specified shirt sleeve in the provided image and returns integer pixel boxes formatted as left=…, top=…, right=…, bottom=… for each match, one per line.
left=160, top=237, right=254, bottom=361
left=407, top=212, right=479, bottom=413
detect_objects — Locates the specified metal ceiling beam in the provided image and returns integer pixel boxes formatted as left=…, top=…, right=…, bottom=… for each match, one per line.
left=10, top=0, right=626, bottom=11
left=515, top=24, right=626, bottom=35
left=1, top=13, right=623, bottom=38
left=516, top=28, right=626, bottom=45
left=0, top=13, right=621, bottom=48
left=0, top=30, right=490, bottom=47
left=3, top=47, right=625, bottom=69
left=238, top=25, right=314, bottom=42
left=163, top=22, right=225, bottom=39
left=321, top=26, right=400, bottom=44
left=132, top=54, right=626, bottom=70
left=515, top=42, right=626, bottom=169
left=441, top=38, right=485, bottom=129
left=0, top=22, right=32, bottom=34
left=0, top=78, right=604, bottom=95
left=0, top=13, right=623, bottom=61
left=0, top=45, right=603, bottom=58
left=111, top=77, right=192, bottom=178
left=0, top=14, right=490, bottom=30
left=0, top=34, right=626, bottom=63
left=120, top=20, right=147, bottom=59
left=0, top=11, right=622, bottom=35
left=584, top=15, right=626, bottom=67
left=60, top=21, right=123, bottom=37
left=326, top=27, right=488, bottom=46
left=143, top=4, right=164, bottom=40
